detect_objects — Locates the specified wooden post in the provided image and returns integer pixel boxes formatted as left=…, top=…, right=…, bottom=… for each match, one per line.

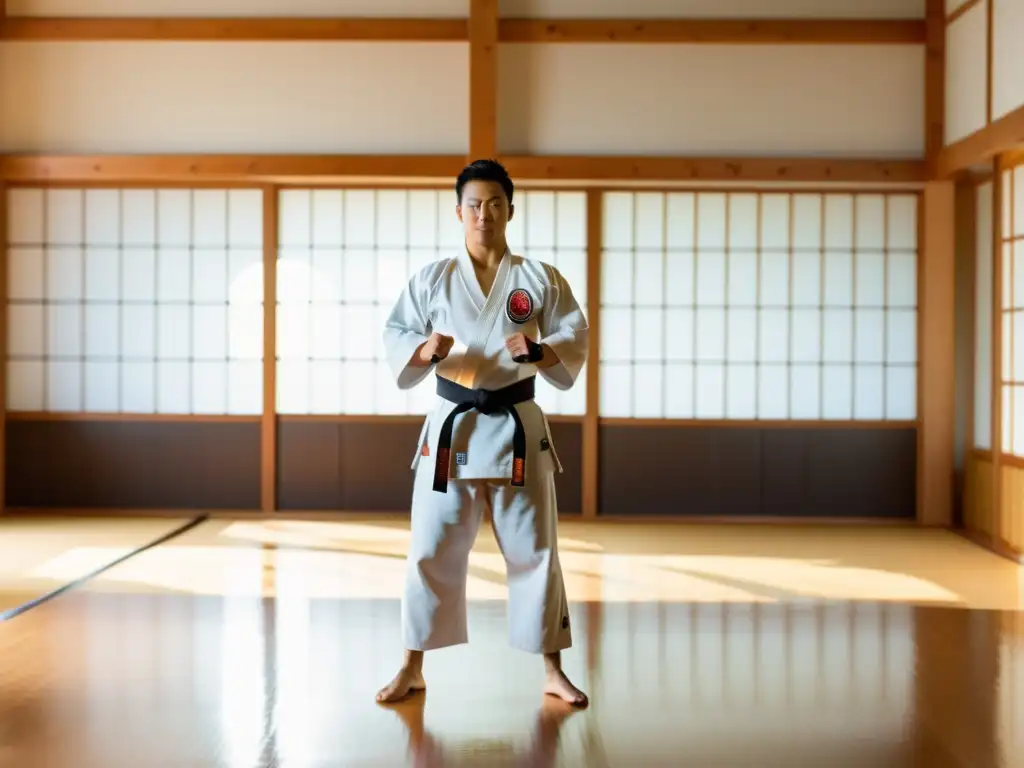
left=261, top=185, right=278, bottom=515
left=0, top=181, right=6, bottom=516
left=582, top=190, right=602, bottom=519
left=468, top=0, right=498, bottom=159
left=989, top=160, right=1003, bottom=545
left=0, top=0, right=6, bottom=516
left=924, top=0, right=945, bottom=169
left=918, top=181, right=956, bottom=526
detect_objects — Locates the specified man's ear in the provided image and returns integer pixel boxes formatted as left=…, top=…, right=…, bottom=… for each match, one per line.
left=508, top=203, right=514, bottom=222
left=455, top=204, right=463, bottom=223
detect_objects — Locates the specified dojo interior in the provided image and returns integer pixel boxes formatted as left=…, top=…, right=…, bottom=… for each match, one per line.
left=1, top=0, right=1023, bottom=766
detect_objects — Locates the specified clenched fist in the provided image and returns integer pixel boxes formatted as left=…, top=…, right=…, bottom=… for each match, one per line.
left=506, top=332, right=544, bottom=364
left=418, top=332, right=455, bottom=365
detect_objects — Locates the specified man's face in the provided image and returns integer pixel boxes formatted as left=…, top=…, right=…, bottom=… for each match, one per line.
left=457, top=180, right=514, bottom=249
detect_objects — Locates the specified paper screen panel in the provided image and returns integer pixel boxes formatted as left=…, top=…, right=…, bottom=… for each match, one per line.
left=975, top=181, right=994, bottom=450
left=276, top=188, right=588, bottom=416
left=598, top=190, right=918, bottom=420
left=992, top=0, right=1024, bottom=122
left=6, top=187, right=264, bottom=414
left=944, top=0, right=989, bottom=145
left=999, top=167, right=1024, bottom=455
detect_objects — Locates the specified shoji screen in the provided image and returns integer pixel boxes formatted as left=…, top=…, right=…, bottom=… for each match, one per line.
left=598, top=191, right=918, bottom=422
left=4, top=186, right=264, bottom=510
left=272, top=186, right=587, bottom=513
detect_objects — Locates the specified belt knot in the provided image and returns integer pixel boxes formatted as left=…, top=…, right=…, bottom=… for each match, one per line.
left=473, top=389, right=496, bottom=413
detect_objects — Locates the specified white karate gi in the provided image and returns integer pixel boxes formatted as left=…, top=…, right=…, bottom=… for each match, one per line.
left=383, top=248, right=588, bottom=654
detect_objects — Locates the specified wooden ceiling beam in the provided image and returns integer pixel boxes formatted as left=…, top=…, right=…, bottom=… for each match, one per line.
left=0, top=16, right=925, bottom=44
left=0, top=17, right=468, bottom=41
left=0, top=154, right=469, bottom=182
left=501, top=155, right=927, bottom=184
left=499, top=18, right=926, bottom=45
left=0, top=154, right=927, bottom=184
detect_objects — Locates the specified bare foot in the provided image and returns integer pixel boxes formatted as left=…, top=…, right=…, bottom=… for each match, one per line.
left=376, top=667, right=426, bottom=704
left=543, top=669, right=588, bottom=708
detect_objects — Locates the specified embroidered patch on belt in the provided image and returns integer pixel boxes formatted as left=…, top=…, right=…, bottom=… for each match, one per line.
left=540, top=438, right=550, bottom=451
left=506, top=288, right=534, bottom=324
left=456, top=452, right=467, bottom=465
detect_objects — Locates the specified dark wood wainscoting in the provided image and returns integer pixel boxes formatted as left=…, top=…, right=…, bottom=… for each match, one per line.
left=4, top=419, right=911, bottom=518
left=6, top=419, right=261, bottom=509
left=277, top=419, right=583, bottom=514
left=599, top=425, right=917, bottom=518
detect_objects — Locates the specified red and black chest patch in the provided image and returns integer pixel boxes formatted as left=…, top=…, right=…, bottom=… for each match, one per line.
left=506, top=288, right=534, bottom=324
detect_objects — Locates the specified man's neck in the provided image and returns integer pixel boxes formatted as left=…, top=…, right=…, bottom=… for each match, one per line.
left=466, top=240, right=507, bottom=270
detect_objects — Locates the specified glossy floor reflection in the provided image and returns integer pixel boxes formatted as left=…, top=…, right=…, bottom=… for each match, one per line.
left=0, top=520, right=1021, bottom=767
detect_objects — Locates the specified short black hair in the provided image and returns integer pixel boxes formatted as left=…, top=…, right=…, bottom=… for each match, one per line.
left=455, top=158, right=514, bottom=205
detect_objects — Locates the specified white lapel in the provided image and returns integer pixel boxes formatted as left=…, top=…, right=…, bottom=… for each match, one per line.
left=455, top=245, right=511, bottom=315
left=453, top=247, right=513, bottom=386
left=456, top=247, right=487, bottom=312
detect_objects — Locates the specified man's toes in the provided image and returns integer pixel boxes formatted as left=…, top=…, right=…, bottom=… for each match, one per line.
left=376, top=682, right=404, bottom=703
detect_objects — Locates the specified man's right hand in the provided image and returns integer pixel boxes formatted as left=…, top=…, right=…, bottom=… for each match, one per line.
left=416, top=332, right=455, bottom=365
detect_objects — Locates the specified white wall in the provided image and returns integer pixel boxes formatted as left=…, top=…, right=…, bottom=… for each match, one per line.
left=944, top=0, right=988, bottom=145
left=0, top=41, right=925, bottom=157
left=499, top=45, right=923, bottom=157
left=0, top=0, right=926, bottom=157
left=0, top=43, right=469, bottom=154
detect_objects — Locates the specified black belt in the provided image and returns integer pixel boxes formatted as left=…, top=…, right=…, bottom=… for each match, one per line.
left=432, top=375, right=535, bottom=493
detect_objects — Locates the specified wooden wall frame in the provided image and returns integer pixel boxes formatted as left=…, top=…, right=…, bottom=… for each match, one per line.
left=0, top=155, right=929, bottom=185
left=991, top=153, right=1024, bottom=556
left=261, top=184, right=278, bottom=516
left=0, top=16, right=925, bottom=44
left=0, top=183, right=929, bottom=523
left=0, top=3, right=952, bottom=523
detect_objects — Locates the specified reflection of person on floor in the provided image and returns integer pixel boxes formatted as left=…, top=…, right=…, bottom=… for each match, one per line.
left=390, top=694, right=578, bottom=768
left=377, top=159, right=589, bottom=708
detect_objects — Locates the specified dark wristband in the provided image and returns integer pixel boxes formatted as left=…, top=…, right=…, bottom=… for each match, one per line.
left=512, top=339, right=544, bottom=364
left=430, top=354, right=441, bottom=364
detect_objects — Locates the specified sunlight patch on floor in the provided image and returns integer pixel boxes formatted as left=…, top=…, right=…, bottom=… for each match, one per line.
left=27, top=543, right=968, bottom=606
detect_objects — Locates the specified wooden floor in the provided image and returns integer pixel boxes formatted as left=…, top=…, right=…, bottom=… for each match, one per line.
left=0, top=517, right=1022, bottom=767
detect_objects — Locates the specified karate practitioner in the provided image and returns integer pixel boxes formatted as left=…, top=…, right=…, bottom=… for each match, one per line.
left=376, top=159, right=589, bottom=707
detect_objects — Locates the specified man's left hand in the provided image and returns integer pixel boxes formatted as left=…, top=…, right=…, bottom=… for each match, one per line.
left=505, top=332, right=544, bottom=364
